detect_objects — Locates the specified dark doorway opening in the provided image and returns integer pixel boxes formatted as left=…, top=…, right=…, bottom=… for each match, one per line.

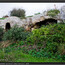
left=5, top=23, right=11, bottom=31
left=32, top=18, right=57, bottom=28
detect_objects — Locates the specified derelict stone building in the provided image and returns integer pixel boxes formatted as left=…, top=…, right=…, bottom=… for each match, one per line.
left=0, top=13, right=63, bottom=31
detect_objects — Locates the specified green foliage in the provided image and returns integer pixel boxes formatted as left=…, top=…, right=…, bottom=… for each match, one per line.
left=3, top=25, right=30, bottom=42
left=0, top=40, right=64, bottom=62
left=20, top=16, right=26, bottom=19
left=27, top=24, right=65, bottom=45
left=10, top=8, right=26, bottom=18
left=1, top=23, right=65, bottom=61
left=18, top=41, right=25, bottom=45
left=0, top=50, right=5, bottom=59
left=26, top=24, right=65, bottom=60
left=47, top=9, right=60, bottom=17
left=27, top=48, right=53, bottom=58
left=0, top=18, right=6, bottom=20
left=0, top=48, right=62, bottom=62
left=0, top=27, right=4, bottom=41
left=34, top=12, right=40, bottom=15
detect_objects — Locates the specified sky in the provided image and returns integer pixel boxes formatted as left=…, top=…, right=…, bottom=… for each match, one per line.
left=0, top=3, right=65, bottom=18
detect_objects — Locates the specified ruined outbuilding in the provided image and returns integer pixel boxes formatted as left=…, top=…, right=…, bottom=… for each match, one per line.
left=0, top=13, right=63, bottom=31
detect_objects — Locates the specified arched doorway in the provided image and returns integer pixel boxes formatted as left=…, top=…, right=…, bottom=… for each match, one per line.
left=5, top=22, right=11, bottom=31
left=31, top=18, right=57, bottom=29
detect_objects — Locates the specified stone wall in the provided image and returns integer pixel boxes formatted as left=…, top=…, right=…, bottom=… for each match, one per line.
left=0, top=13, right=63, bottom=31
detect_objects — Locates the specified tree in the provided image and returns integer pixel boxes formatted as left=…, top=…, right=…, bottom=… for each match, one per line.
left=10, top=8, right=26, bottom=18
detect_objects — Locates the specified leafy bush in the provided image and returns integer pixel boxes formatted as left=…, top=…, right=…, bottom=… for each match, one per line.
left=10, top=8, right=25, bottom=18
left=27, top=24, right=65, bottom=44
left=26, top=24, right=65, bottom=60
left=47, top=9, right=60, bottom=17
left=3, top=25, right=30, bottom=42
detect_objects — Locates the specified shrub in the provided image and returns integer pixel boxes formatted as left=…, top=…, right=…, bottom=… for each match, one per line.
left=27, top=24, right=65, bottom=45
left=10, top=8, right=25, bottom=18
left=47, top=9, right=60, bottom=17
left=3, top=25, right=30, bottom=42
left=26, top=23, right=65, bottom=60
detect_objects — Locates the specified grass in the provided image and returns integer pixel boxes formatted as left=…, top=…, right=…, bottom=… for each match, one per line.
left=0, top=41, right=65, bottom=62
left=14, top=51, right=65, bottom=62
left=0, top=18, right=6, bottom=20
left=0, top=23, right=65, bottom=62
left=0, top=48, right=64, bottom=62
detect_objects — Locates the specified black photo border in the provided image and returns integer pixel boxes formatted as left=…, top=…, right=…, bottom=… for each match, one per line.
left=0, top=0, right=64, bottom=2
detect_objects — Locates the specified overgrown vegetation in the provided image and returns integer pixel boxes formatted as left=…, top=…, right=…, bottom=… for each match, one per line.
left=47, top=9, right=60, bottom=17
left=26, top=23, right=65, bottom=60
left=0, top=23, right=65, bottom=62
left=10, top=8, right=26, bottom=19
left=0, top=27, right=4, bottom=41
left=3, top=25, right=30, bottom=42
left=0, top=47, right=62, bottom=62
